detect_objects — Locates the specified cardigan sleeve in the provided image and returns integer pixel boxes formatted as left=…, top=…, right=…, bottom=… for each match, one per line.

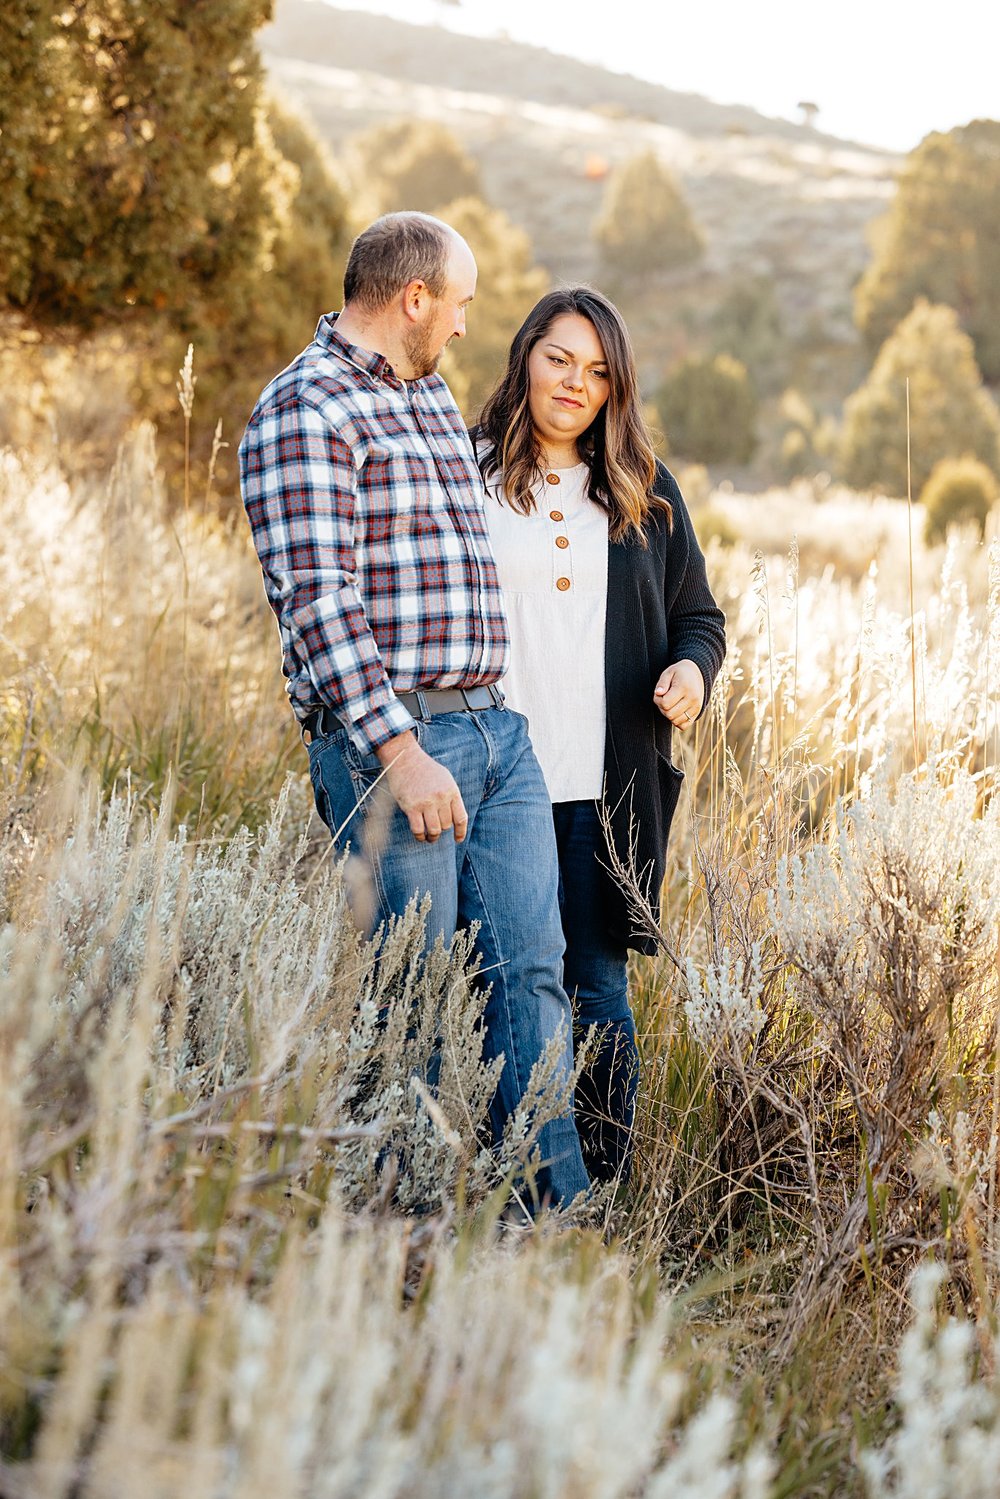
left=656, top=464, right=727, bottom=716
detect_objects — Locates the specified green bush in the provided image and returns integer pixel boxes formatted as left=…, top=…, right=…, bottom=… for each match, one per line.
left=0, top=0, right=278, bottom=328
left=353, top=119, right=481, bottom=215
left=0, top=5, right=355, bottom=489
left=855, top=120, right=1000, bottom=382
left=921, top=455, right=998, bottom=544
left=594, top=150, right=703, bottom=289
left=775, top=388, right=837, bottom=481
left=707, top=276, right=787, bottom=394
left=436, top=195, right=548, bottom=419
left=132, top=98, right=351, bottom=486
left=655, top=353, right=757, bottom=465
left=841, top=300, right=1000, bottom=497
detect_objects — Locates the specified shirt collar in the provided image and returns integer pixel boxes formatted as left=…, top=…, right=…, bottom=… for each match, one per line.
left=314, top=311, right=404, bottom=390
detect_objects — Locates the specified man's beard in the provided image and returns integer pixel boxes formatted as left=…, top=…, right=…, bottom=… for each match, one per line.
left=403, top=324, right=446, bottom=379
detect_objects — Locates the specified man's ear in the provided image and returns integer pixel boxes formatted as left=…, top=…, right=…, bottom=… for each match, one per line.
left=401, top=279, right=428, bottom=323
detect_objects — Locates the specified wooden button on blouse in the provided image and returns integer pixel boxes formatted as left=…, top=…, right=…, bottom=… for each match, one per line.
left=546, top=473, right=560, bottom=485
left=555, top=535, right=569, bottom=549
left=556, top=577, right=571, bottom=591
left=549, top=510, right=564, bottom=521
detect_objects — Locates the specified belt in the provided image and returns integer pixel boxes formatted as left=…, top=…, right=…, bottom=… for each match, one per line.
left=302, top=683, right=504, bottom=742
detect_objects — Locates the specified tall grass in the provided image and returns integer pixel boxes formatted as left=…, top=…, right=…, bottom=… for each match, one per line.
left=3, top=422, right=1000, bottom=1495
left=0, top=427, right=297, bottom=835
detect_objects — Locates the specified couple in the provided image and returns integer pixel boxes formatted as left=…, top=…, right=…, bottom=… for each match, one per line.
left=239, top=212, right=725, bottom=1210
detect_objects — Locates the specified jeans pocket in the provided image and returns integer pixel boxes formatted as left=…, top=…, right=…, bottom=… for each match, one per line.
left=342, top=720, right=424, bottom=785
left=307, top=736, right=338, bottom=831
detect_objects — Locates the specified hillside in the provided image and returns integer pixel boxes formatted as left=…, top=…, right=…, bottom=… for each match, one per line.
left=261, top=0, right=899, bottom=401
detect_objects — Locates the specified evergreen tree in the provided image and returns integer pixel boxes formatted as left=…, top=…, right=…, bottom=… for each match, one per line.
left=655, top=354, right=757, bottom=465
left=841, top=300, right=1000, bottom=497
left=355, top=119, right=481, bottom=216
left=135, top=98, right=351, bottom=477
left=436, top=195, right=548, bottom=419
left=707, top=276, right=787, bottom=394
left=0, top=0, right=278, bottom=327
left=1, top=8, right=352, bottom=480
left=855, top=120, right=1000, bottom=382
left=594, top=151, right=703, bottom=289
left=0, top=2, right=62, bottom=304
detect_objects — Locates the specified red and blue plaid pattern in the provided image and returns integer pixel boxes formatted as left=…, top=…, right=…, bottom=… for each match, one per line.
left=239, top=315, right=510, bottom=753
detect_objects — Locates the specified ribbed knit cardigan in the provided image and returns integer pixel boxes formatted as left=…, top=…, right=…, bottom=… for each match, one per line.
left=599, top=460, right=726, bottom=952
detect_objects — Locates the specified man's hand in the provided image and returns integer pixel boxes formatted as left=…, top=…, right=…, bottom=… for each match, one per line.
left=375, top=731, right=468, bottom=843
left=653, top=659, right=705, bottom=730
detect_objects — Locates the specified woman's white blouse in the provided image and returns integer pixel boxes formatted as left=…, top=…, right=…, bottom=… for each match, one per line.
left=483, top=461, right=608, bottom=802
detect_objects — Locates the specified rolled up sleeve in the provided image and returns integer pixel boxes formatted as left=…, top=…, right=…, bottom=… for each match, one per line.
left=239, top=396, right=416, bottom=753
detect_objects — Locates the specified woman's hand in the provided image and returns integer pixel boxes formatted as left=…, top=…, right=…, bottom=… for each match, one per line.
left=653, top=659, right=705, bottom=730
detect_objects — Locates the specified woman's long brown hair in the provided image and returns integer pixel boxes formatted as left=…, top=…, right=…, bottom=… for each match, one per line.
left=476, top=287, right=670, bottom=542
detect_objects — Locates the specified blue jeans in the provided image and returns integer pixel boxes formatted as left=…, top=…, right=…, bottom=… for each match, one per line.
left=308, top=706, right=590, bottom=1209
left=552, top=800, right=638, bottom=1184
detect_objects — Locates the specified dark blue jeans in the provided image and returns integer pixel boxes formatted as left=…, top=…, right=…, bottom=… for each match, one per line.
left=552, top=800, right=638, bottom=1184
left=308, top=707, right=590, bottom=1209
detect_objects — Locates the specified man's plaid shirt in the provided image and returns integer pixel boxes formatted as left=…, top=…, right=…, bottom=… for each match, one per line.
left=239, top=315, right=510, bottom=754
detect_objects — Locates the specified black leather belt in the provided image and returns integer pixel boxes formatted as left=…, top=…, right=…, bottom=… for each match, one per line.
left=302, top=683, right=504, bottom=742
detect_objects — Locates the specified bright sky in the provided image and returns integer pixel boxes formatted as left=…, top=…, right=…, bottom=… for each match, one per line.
left=322, top=0, right=1000, bottom=152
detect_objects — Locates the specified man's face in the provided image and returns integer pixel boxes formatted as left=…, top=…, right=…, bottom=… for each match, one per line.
left=404, top=237, right=477, bottom=378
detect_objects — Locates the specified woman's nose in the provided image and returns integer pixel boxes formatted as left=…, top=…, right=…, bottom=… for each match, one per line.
left=562, top=366, right=584, bottom=390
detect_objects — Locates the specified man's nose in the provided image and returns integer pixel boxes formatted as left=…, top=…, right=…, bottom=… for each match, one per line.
left=454, top=308, right=467, bottom=339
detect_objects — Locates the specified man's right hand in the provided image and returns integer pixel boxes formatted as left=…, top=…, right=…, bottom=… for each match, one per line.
left=375, top=731, right=468, bottom=843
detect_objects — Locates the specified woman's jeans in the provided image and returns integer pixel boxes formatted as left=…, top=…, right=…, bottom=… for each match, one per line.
left=308, top=706, right=590, bottom=1209
left=551, top=800, right=638, bottom=1184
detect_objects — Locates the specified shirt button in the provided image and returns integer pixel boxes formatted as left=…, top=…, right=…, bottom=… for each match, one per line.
left=549, top=510, right=564, bottom=522
left=555, top=535, right=569, bottom=549
left=546, top=473, right=560, bottom=485
left=556, top=577, right=571, bottom=591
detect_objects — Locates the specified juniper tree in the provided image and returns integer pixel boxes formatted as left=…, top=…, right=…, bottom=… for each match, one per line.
left=594, top=150, right=703, bottom=290
left=855, top=120, right=1000, bottom=383
left=656, top=353, right=757, bottom=465
left=841, top=300, right=1000, bottom=497
left=354, top=119, right=481, bottom=216
left=436, top=195, right=548, bottom=418
left=0, top=0, right=279, bottom=327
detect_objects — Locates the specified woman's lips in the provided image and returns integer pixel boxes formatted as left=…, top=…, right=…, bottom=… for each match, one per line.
left=554, top=397, right=583, bottom=409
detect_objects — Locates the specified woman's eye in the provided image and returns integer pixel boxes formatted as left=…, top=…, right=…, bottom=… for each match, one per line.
left=591, top=369, right=608, bottom=380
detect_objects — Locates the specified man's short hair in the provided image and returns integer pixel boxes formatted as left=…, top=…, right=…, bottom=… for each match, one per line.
left=343, top=213, right=452, bottom=312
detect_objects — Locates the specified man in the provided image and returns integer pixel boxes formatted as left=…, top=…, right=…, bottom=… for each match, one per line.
left=239, top=212, right=589, bottom=1208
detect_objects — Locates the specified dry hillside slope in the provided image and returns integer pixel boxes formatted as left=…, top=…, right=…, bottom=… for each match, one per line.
left=262, top=0, right=898, bottom=377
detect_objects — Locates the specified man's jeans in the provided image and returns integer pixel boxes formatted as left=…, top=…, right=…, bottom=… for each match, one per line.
left=307, top=705, right=590, bottom=1208
left=552, top=799, right=638, bottom=1184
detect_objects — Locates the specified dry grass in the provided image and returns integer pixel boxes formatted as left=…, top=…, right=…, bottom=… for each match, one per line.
left=3, top=419, right=1000, bottom=1496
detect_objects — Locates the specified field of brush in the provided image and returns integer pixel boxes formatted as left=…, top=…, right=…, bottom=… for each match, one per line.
left=2, top=415, right=1000, bottom=1497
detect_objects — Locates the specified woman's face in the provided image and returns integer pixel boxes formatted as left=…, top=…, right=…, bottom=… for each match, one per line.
left=526, top=313, right=611, bottom=457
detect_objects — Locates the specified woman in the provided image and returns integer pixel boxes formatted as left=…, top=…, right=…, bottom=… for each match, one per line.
left=476, top=287, right=726, bottom=1184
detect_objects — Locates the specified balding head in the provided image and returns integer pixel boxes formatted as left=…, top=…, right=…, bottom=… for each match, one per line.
left=343, top=212, right=464, bottom=314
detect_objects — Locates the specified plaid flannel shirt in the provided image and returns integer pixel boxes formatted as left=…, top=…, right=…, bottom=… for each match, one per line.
left=239, top=314, right=510, bottom=754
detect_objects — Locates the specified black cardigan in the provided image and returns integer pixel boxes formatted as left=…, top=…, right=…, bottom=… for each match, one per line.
left=600, top=460, right=726, bottom=953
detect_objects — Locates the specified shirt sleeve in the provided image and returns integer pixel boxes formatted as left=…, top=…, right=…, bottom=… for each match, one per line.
left=239, top=394, right=416, bottom=754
